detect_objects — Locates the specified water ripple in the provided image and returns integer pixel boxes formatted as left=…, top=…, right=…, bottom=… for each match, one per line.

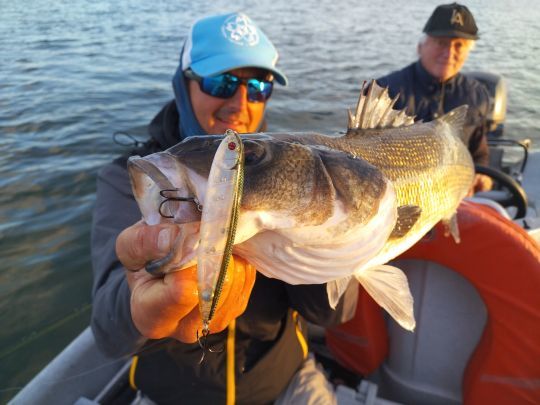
left=1, top=0, right=539, bottom=400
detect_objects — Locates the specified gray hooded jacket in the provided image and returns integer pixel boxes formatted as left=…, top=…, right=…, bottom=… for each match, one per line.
left=90, top=101, right=358, bottom=404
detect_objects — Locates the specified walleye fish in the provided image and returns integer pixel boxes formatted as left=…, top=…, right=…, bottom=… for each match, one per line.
left=128, top=81, right=475, bottom=331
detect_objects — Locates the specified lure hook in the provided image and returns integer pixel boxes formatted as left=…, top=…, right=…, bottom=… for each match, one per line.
left=197, top=328, right=209, bottom=364
left=196, top=324, right=223, bottom=364
left=158, top=189, right=202, bottom=218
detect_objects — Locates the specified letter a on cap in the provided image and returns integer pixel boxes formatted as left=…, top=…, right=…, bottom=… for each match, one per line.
left=451, top=9, right=464, bottom=26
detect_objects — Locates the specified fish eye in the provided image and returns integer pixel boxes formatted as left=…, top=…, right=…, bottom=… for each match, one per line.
left=243, top=141, right=267, bottom=166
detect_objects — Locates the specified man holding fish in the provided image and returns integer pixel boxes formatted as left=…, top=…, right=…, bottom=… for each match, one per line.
left=91, top=12, right=357, bottom=404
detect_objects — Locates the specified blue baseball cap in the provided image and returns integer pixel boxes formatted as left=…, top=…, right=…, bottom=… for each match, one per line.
left=181, top=12, right=288, bottom=85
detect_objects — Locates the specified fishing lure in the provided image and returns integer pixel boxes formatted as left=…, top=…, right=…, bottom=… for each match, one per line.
left=196, top=129, right=244, bottom=358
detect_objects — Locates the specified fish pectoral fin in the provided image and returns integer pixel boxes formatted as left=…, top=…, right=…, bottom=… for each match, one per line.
left=326, top=276, right=355, bottom=309
left=355, top=265, right=416, bottom=331
left=388, top=205, right=422, bottom=239
left=443, top=213, right=460, bottom=243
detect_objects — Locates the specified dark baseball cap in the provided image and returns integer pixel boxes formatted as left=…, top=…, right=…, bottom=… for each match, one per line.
left=423, top=3, right=479, bottom=40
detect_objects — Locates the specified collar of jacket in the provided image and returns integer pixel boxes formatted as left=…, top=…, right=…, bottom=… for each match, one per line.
left=414, top=60, right=459, bottom=95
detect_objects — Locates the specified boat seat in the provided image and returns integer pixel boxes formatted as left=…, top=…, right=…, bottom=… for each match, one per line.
left=326, top=201, right=540, bottom=404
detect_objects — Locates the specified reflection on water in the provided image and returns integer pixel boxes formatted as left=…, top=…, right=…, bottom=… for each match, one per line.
left=1, top=0, right=539, bottom=400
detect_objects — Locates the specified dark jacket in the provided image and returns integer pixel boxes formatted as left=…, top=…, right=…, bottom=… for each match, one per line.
left=377, top=61, right=490, bottom=166
left=90, top=101, right=358, bottom=404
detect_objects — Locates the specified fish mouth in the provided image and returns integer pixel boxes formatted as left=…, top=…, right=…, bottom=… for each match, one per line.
left=128, top=153, right=204, bottom=225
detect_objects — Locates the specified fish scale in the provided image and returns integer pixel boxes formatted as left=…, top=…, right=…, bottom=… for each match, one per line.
left=289, top=102, right=473, bottom=266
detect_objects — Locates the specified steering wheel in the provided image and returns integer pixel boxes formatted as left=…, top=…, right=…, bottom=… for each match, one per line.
left=474, top=165, right=528, bottom=219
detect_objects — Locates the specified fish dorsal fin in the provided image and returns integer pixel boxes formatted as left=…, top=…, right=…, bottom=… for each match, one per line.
left=389, top=205, right=422, bottom=240
left=436, top=105, right=469, bottom=144
left=346, top=80, right=416, bottom=134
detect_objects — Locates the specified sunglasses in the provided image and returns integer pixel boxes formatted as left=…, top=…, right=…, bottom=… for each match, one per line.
left=184, top=69, right=273, bottom=103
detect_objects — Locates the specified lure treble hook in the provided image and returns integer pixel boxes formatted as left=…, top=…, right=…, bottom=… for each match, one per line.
left=158, top=189, right=202, bottom=219
left=197, top=323, right=223, bottom=364
left=197, top=326, right=210, bottom=364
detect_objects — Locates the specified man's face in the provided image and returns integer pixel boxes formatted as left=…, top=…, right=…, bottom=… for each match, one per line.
left=188, top=68, right=269, bottom=135
left=419, top=36, right=474, bottom=82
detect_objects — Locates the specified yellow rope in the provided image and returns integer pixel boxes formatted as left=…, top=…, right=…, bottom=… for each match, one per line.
left=226, top=319, right=236, bottom=405
left=129, top=355, right=139, bottom=390
left=292, top=311, right=308, bottom=359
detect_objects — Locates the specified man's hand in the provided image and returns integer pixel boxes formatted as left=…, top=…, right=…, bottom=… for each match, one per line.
left=467, top=173, right=494, bottom=196
left=116, top=221, right=256, bottom=343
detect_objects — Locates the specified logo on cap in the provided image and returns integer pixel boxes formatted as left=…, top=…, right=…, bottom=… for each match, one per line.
left=450, top=9, right=464, bottom=26
left=221, top=14, right=259, bottom=46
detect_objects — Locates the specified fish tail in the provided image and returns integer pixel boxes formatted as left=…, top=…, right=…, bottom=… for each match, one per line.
left=355, top=264, right=416, bottom=331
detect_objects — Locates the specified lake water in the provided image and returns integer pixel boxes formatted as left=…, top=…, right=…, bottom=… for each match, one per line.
left=1, top=0, right=539, bottom=401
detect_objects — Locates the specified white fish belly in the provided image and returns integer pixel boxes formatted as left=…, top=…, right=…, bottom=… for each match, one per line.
left=234, top=182, right=398, bottom=284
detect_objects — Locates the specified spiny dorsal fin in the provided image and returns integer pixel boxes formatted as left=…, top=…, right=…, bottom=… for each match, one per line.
left=437, top=105, right=469, bottom=144
left=346, top=80, right=416, bottom=134
left=389, top=205, right=422, bottom=240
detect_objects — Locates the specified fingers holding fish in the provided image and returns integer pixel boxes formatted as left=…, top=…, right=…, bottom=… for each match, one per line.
left=199, top=255, right=255, bottom=335
left=126, top=265, right=199, bottom=339
left=214, top=255, right=256, bottom=319
left=172, top=255, right=256, bottom=343
left=175, top=304, right=203, bottom=343
left=117, top=214, right=255, bottom=343
left=116, top=220, right=180, bottom=271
